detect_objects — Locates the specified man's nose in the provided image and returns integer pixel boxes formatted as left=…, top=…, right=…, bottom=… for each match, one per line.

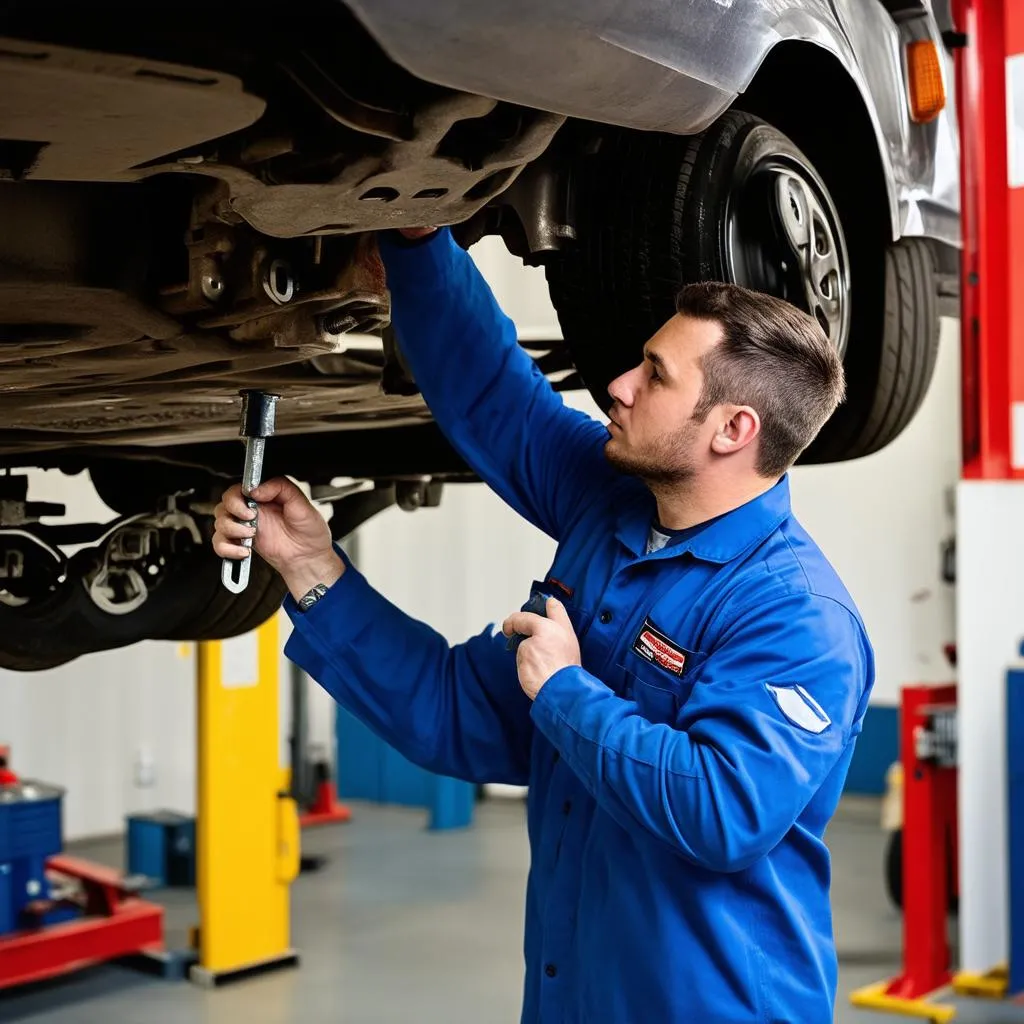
left=607, top=364, right=642, bottom=407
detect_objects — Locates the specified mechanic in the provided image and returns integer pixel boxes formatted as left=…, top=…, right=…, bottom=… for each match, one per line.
left=213, top=226, right=874, bottom=1023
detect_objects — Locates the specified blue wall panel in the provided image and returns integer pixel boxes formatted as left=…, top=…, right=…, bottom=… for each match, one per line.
left=844, top=705, right=899, bottom=795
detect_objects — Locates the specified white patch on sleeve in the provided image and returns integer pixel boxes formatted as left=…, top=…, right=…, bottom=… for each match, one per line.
left=765, top=683, right=831, bottom=734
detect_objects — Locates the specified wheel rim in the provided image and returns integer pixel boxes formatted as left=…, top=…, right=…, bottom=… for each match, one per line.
left=725, top=155, right=851, bottom=359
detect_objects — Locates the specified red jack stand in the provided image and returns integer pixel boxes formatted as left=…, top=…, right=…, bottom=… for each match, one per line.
left=298, top=762, right=352, bottom=828
left=289, top=660, right=351, bottom=829
left=0, top=855, right=165, bottom=991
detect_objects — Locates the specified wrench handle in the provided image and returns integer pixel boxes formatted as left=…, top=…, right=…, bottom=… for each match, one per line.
left=221, top=393, right=276, bottom=595
left=221, top=497, right=258, bottom=594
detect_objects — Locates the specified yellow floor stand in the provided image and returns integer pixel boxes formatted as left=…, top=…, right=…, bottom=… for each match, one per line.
left=951, top=965, right=1009, bottom=999
left=849, top=981, right=956, bottom=1022
left=850, top=965, right=1011, bottom=1022
left=189, top=615, right=301, bottom=987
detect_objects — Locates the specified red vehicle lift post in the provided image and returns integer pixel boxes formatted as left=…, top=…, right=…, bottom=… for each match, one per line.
left=953, top=0, right=1024, bottom=483
left=850, top=686, right=959, bottom=1020
left=949, top=0, right=1024, bottom=997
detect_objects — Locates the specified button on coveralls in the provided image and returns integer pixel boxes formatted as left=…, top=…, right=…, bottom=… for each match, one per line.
left=285, top=229, right=876, bottom=1023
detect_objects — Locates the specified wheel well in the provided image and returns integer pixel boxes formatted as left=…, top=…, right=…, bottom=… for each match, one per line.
left=734, top=41, right=892, bottom=256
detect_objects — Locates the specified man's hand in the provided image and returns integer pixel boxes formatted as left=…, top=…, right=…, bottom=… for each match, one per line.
left=213, top=477, right=343, bottom=601
left=502, top=598, right=581, bottom=701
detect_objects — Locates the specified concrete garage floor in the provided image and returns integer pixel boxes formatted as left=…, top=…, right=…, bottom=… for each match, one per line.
left=0, top=797, right=1019, bottom=1024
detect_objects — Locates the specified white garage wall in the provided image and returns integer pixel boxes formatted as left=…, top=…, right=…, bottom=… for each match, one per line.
left=0, top=238, right=959, bottom=838
left=789, top=321, right=960, bottom=701
left=0, top=624, right=198, bottom=840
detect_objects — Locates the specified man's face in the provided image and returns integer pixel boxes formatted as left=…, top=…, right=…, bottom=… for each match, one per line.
left=603, top=314, right=724, bottom=484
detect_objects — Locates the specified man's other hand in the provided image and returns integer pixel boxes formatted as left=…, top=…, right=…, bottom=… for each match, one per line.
left=213, top=477, right=343, bottom=600
left=502, top=598, right=582, bottom=701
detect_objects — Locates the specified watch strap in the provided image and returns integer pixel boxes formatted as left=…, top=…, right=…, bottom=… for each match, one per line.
left=297, top=582, right=329, bottom=612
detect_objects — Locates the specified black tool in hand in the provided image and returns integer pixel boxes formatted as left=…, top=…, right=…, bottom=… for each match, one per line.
left=506, top=589, right=551, bottom=652
left=222, top=389, right=280, bottom=594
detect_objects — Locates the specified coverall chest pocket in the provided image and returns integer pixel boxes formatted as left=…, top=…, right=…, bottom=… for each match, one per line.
left=564, top=602, right=593, bottom=640
left=620, top=658, right=695, bottom=725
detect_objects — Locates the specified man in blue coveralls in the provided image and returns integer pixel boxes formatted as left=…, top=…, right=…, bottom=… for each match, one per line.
left=214, top=225, right=874, bottom=1023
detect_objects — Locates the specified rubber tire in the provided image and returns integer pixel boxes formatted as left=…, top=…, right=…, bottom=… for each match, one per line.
left=0, top=520, right=286, bottom=671
left=163, top=548, right=286, bottom=643
left=0, top=645, right=79, bottom=672
left=545, top=112, right=941, bottom=462
left=126, top=514, right=287, bottom=642
left=0, top=541, right=205, bottom=672
left=885, top=828, right=903, bottom=910
left=803, top=237, right=939, bottom=462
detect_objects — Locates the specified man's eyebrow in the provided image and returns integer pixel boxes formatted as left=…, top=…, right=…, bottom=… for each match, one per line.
left=644, top=348, right=669, bottom=374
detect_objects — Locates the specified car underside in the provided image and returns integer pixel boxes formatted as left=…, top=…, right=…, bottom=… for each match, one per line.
left=0, top=0, right=960, bottom=668
left=0, top=2, right=575, bottom=463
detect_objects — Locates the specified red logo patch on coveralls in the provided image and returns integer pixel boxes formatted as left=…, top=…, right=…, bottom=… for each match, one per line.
left=632, top=618, right=688, bottom=676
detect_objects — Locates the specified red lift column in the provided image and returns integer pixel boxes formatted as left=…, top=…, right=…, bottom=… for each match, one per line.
left=950, top=0, right=1024, bottom=984
left=953, top=0, right=1024, bottom=482
left=849, top=686, right=960, bottom=1020
left=891, top=686, right=959, bottom=1002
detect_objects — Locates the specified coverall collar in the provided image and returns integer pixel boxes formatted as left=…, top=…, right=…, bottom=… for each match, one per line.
left=614, top=473, right=792, bottom=564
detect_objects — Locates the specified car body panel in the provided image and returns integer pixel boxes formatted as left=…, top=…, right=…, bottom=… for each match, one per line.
left=344, top=0, right=960, bottom=248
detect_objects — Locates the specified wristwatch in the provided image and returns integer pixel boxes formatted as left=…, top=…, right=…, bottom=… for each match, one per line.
left=297, top=582, right=330, bottom=613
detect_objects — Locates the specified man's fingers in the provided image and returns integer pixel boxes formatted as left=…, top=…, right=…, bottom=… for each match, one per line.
left=503, top=602, right=574, bottom=640
left=223, top=486, right=256, bottom=521
left=212, top=535, right=251, bottom=559
left=503, top=611, right=545, bottom=638
left=221, top=478, right=310, bottom=528
left=216, top=517, right=257, bottom=542
left=250, top=476, right=305, bottom=507
left=545, top=597, right=573, bottom=630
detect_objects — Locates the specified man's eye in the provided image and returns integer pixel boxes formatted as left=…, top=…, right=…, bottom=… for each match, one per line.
left=649, top=367, right=661, bottom=383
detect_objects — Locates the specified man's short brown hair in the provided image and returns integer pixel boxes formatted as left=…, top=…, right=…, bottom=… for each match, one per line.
left=677, top=282, right=846, bottom=477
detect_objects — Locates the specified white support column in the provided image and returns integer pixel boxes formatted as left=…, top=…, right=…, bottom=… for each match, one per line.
left=956, top=480, right=1024, bottom=970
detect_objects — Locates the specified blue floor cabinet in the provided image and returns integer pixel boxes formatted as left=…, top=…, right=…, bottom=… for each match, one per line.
left=335, top=707, right=475, bottom=830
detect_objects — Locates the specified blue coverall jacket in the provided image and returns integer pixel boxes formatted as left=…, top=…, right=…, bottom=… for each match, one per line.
left=284, top=228, right=876, bottom=1023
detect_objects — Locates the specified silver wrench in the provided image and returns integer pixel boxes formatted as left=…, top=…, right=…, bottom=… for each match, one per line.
left=222, top=389, right=280, bottom=594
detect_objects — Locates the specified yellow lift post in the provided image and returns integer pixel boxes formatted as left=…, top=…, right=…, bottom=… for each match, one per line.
left=190, top=613, right=301, bottom=986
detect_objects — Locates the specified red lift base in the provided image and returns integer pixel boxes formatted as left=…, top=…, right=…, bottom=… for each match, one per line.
left=299, top=779, right=352, bottom=828
left=0, top=854, right=165, bottom=992
left=850, top=684, right=958, bottom=1021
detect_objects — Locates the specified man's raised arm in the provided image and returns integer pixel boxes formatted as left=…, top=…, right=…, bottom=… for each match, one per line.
left=380, top=228, right=621, bottom=541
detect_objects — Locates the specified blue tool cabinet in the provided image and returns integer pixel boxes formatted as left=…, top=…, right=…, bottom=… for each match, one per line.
left=336, top=706, right=475, bottom=830
left=126, top=810, right=196, bottom=887
left=0, top=782, right=64, bottom=937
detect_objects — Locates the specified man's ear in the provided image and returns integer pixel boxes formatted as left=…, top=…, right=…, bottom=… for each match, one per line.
left=710, top=406, right=760, bottom=456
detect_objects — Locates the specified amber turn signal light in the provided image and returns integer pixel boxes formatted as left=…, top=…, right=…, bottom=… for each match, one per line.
left=906, top=39, right=946, bottom=123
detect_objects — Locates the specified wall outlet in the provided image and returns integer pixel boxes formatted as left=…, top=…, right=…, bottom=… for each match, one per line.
left=133, top=749, right=156, bottom=789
